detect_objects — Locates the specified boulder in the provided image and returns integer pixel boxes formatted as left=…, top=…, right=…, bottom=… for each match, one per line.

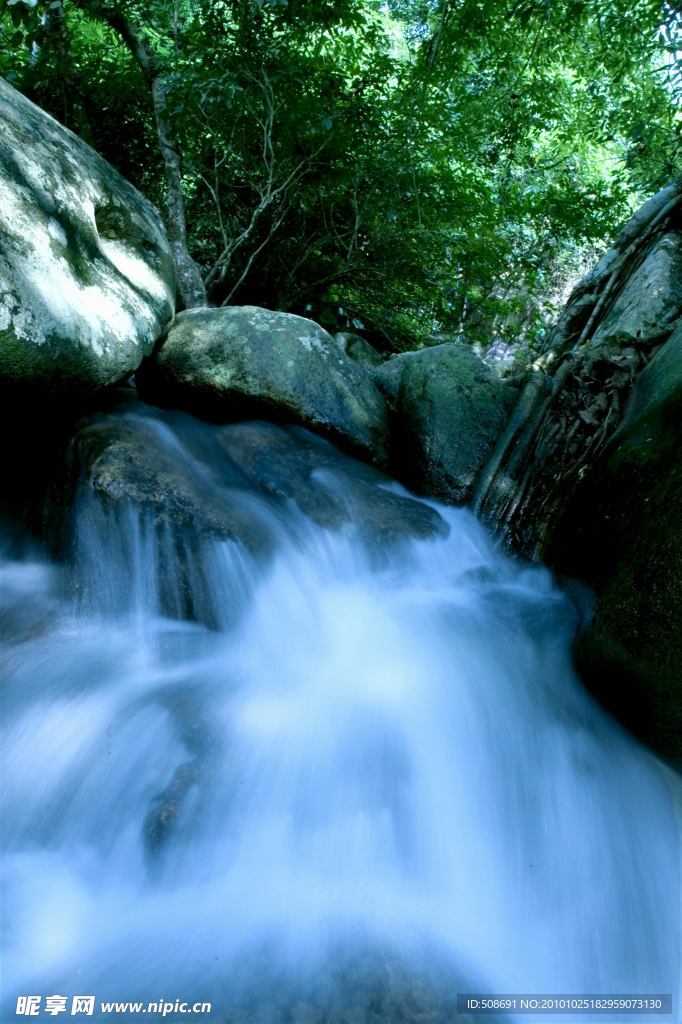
left=0, top=79, right=175, bottom=392
left=547, top=319, right=682, bottom=762
left=373, top=343, right=515, bottom=503
left=472, top=183, right=682, bottom=551
left=371, top=353, right=405, bottom=405
left=138, top=306, right=390, bottom=464
left=334, top=331, right=384, bottom=368
left=211, top=940, right=484, bottom=1024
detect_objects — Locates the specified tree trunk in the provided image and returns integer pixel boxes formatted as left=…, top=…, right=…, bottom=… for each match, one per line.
left=150, top=75, right=208, bottom=308
left=74, top=0, right=207, bottom=309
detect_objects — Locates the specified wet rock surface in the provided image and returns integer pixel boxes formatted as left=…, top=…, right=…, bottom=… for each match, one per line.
left=74, top=404, right=447, bottom=554
left=206, top=941, right=488, bottom=1024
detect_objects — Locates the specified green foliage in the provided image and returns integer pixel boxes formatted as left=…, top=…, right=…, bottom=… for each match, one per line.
left=1, top=0, right=680, bottom=351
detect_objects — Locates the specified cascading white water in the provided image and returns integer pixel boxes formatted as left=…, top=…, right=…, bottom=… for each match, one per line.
left=1, top=407, right=680, bottom=1023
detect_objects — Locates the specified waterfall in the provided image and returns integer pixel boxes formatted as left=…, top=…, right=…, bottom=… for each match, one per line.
left=1, top=406, right=679, bottom=1023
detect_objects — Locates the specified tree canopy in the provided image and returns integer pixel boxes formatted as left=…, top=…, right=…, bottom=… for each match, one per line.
left=2, top=0, right=680, bottom=352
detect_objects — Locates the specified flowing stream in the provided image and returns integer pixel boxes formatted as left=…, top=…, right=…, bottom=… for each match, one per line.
left=1, top=406, right=680, bottom=1023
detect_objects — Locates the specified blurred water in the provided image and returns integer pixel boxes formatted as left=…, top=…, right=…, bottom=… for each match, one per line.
left=0, top=410, right=679, bottom=1023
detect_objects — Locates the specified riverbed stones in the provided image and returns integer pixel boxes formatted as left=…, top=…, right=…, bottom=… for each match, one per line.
left=138, top=306, right=390, bottom=464
left=0, top=79, right=175, bottom=392
left=373, top=343, right=515, bottom=504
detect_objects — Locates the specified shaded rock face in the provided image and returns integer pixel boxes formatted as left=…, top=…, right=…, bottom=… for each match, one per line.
left=373, top=343, right=515, bottom=504
left=0, top=79, right=175, bottom=392
left=618, top=318, right=682, bottom=430
left=589, top=230, right=682, bottom=348
left=75, top=413, right=274, bottom=556
left=139, top=307, right=390, bottom=464
left=548, top=320, right=682, bottom=763
left=469, top=182, right=682, bottom=762
left=71, top=404, right=447, bottom=627
left=335, top=331, right=385, bottom=368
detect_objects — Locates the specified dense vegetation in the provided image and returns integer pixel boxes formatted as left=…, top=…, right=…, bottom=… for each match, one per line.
left=2, top=0, right=680, bottom=352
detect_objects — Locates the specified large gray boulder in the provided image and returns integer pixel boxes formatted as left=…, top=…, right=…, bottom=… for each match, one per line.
left=0, top=79, right=175, bottom=392
left=548, top=319, right=682, bottom=761
left=138, top=306, right=390, bottom=463
left=373, top=343, right=514, bottom=503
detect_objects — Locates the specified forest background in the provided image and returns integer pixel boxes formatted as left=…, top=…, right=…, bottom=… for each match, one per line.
left=2, top=0, right=680, bottom=357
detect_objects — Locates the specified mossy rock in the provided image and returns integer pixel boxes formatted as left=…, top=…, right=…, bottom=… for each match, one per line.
left=373, top=343, right=515, bottom=504
left=138, top=306, right=390, bottom=464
